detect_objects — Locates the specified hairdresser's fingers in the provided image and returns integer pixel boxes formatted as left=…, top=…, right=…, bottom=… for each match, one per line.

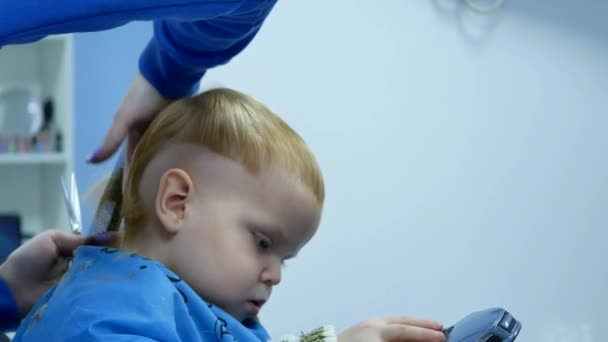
left=84, top=232, right=120, bottom=247
left=89, top=74, right=137, bottom=164
left=89, top=72, right=169, bottom=164
left=50, top=231, right=88, bottom=258
left=126, top=127, right=140, bottom=165
left=125, top=120, right=149, bottom=166
left=383, top=317, right=443, bottom=331
left=48, top=256, right=71, bottom=280
left=88, top=115, right=129, bottom=164
left=122, top=121, right=146, bottom=190
left=382, top=324, right=445, bottom=342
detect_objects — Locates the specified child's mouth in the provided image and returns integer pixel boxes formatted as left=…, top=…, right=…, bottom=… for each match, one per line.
left=246, top=300, right=265, bottom=314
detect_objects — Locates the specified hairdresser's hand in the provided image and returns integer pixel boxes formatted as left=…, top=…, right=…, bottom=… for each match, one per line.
left=88, top=71, right=170, bottom=165
left=0, top=230, right=118, bottom=317
left=338, top=316, right=445, bottom=342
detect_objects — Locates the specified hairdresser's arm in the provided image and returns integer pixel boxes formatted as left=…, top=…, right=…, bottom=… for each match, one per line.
left=140, top=1, right=277, bottom=100
left=0, top=230, right=89, bottom=332
left=1, top=0, right=276, bottom=99
left=0, top=0, right=275, bottom=52
left=89, top=1, right=277, bottom=163
left=0, top=277, right=19, bottom=332
left=0, top=230, right=118, bottom=332
left=0, top=0, right=277, bottom=162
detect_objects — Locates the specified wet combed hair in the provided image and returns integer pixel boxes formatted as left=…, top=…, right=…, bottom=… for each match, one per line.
left=121, top=88, right=324, bottom=245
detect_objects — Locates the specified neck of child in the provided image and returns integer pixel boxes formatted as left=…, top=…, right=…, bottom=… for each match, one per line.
left=120, top=223, right=175, bottom=268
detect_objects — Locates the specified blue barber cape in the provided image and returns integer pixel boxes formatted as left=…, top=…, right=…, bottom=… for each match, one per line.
left=12, top=246, right=271, bottom=342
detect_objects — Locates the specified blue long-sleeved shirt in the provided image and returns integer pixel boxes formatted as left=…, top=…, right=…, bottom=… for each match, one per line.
left=0, top=0, right=278, bottom=99
left=0, top=275, right=20, bottom=332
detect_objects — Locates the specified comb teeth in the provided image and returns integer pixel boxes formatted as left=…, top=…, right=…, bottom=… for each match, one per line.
left=86, top=200, right=116, bottom=236
left=86, top=148, right=125, bottom=236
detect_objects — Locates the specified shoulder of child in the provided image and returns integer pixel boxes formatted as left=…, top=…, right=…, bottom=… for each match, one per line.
left=13, top=246, right=186, bottom=342
left=66, top=246, right=180, bottom=296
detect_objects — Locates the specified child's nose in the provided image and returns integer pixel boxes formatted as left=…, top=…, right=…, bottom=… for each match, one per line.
left=260, top=260, right=282, bottom=286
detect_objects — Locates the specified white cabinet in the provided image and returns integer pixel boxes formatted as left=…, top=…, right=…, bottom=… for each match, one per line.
left=0, top=35, right=74, bottom=242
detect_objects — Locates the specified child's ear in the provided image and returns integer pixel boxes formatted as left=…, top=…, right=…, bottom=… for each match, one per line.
left=155, top=168, right=194, bottom=234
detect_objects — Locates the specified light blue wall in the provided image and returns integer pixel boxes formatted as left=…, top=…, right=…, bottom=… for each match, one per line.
left=74, top=22, right=150, bottom=226
left=73, top=1, right=608, bottom=341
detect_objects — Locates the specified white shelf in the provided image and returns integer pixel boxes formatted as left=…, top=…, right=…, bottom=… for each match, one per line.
left=42, top=34, right=71, bottom=41
left=0, top=34, right=74, bottom=243
left=0, top=152, right=67, bottom=165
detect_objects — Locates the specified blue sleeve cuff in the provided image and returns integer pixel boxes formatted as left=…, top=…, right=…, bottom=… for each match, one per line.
left=139, top=1, right=277, bottom=100
left=0, top=276, right=20, bottom=332
left=139, top=34, right=203, bottom=100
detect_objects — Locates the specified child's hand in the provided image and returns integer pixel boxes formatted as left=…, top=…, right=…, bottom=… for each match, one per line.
left=338, top=316, right=445, bottom=342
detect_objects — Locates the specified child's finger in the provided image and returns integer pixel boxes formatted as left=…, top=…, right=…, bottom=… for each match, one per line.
left=383, top=316, right=443, bottom=330
left=382, top=324, right=446, bottom=342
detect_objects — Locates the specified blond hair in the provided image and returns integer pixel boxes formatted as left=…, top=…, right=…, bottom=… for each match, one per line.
left=120, top=88, right=324, bottom=245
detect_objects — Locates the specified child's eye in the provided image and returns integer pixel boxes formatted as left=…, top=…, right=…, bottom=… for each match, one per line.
left=254, top=232, right=272, bottom=251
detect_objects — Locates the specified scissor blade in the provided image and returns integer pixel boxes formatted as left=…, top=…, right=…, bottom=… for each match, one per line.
left=70, top=173, right=82, bottom=226
left=61, top=175, right=81, bottom=234
left=60, top=176, right=72, bottom=210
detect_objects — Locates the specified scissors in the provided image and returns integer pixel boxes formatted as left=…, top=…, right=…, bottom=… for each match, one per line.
left=61, top=172, right=83, bottom=235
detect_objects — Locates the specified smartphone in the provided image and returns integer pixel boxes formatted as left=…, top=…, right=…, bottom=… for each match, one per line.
left=443, top=307, right=521, bottom=342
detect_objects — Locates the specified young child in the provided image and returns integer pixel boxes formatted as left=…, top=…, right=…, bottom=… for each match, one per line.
left=12, top=88, right=445, bottom=342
